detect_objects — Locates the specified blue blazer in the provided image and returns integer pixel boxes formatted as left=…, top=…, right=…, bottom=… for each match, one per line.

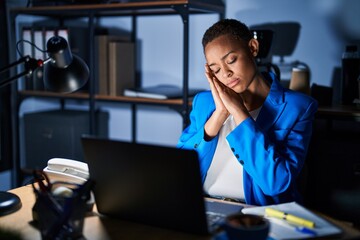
left=177, top=72, right=318, bottom=206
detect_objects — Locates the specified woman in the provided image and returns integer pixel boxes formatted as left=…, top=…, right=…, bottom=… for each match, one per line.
left=177, top=19, right=318, bottom=206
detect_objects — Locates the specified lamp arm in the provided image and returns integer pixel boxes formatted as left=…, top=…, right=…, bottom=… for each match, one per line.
left=0, top=56, right=43, bottom=88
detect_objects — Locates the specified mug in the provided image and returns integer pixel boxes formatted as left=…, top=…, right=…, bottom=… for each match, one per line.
left=221, top=214, right=269, bottom=240
left=289, top=67, right=310, bottom=95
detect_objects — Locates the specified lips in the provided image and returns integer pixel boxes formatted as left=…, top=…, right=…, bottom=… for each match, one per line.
left=227, top=78, right=240, bottom=88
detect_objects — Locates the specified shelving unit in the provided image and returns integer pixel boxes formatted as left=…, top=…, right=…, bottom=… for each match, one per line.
left=8, top=1, right=225, bottom=186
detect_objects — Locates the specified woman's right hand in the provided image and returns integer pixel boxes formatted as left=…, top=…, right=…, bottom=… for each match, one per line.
left=205, top=64, right=229, bottom=117
left=203, top=64, right=229, bottom=140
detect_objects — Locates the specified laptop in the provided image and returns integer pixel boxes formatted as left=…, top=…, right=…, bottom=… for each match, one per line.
left=81, top=136, right=243, bottom=235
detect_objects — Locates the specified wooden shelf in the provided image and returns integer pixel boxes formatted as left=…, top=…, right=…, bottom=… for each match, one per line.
left=96, top=94, right=192, bottom=106
left=19, top=90, right=89, bottom=100
left=8, top=0, right=223, bottom=186
left=10, top=1, right=225, bottom=17
left=18, top=90, right=192, bottom=106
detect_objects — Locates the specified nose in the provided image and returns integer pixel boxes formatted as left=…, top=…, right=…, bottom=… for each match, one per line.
left=223, top=67, right=233, bottom=78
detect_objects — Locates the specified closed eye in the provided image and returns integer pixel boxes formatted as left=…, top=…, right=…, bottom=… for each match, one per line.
left=227, top=57, right=237, bottom=64
left=210, top=67, right=220, bottom=75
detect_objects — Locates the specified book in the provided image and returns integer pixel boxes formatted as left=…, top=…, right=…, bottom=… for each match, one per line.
left=108, top=41, right=136, bottom=96
left=124, top=84, right=205, bottom=100
left=94, top=35, right=109, bottom=95
left=94, top=35, right=130, bottom=95
left=44, top=28, right=56, bottom=48
left=242, top=201, right=342, bottom=240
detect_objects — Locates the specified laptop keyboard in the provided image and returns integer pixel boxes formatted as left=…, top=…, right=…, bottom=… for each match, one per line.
left=205, top=199, right=244, bottom=232
left=206, top=211, right=226, bottom=230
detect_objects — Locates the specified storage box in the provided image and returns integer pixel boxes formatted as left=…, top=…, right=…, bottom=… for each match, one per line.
left=23, top=110, right=109, bottom=169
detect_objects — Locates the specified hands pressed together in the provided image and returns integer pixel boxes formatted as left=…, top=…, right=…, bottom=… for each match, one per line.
left=204, top=64, right=250, bottom=140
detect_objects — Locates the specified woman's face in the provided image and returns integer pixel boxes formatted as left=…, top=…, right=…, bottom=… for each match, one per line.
left=205, top=34, right=259, bottom=94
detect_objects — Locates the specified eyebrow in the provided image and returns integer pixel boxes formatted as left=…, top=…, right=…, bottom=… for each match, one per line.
left=208, top=50, right=236, bottom=67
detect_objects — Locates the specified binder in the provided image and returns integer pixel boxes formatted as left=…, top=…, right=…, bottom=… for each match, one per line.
left=44, top=28, right=56, bottom=55
left=32, top=28, right=45, bottom=60
left=32, top=28, right=45, bottom=90
left=21, top=27, right=33, bottom=90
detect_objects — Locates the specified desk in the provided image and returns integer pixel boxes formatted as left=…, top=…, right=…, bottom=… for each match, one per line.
left=1, top=186, right=360, bottom=240
left=317, top=105, right=360, bottom=122
left=304, top=104, right=360, bottom=225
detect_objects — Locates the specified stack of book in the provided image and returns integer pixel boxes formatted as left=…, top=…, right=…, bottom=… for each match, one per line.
left=94, top=34, right=135, bottom=96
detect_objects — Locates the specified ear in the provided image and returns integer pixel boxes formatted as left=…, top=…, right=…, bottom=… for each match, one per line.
left=248, top=38, right=259, bottom=57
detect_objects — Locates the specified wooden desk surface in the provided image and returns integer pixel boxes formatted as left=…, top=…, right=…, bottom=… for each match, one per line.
left=1, top=185, right=360, bottom=240
left=317, top=105, right=360, bottom=121
left=1, top=185, right=211, bottom=240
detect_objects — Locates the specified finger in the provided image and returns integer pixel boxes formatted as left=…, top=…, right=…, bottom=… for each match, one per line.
left=212, top=78, right=223, bottom=93
left=213, top=76, right=227, bottom=89
left=213, top=77, right=224, bottom=94
left=204, top=67, right=218, bottom=92
left=204, top=66, right=225, bottom=102
left=204, top=65, right=214, bottom=83
left=205, top=63, right=211, bottom=73
left=209, top=77, right=219, bottom=96
left=205, top=64, right=216, bottom=80
left=204, top=64, right=211, bottom=75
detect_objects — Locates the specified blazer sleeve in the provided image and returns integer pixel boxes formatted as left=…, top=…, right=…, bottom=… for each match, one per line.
left=226, top=97, right=318, bottom=197
left=177, top=92, right=218, bottom=180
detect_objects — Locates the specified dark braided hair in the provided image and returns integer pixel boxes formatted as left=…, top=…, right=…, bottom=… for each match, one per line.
left=202, top=19, right=253, bottom=50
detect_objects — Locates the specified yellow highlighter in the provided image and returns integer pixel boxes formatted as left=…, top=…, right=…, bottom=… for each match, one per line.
left=265, top=208, right=316, bottom=228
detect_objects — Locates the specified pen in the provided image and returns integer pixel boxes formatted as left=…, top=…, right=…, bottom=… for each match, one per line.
left=268, top=217, right=318, bottom=237
left=265, top=208, right=316, bottom=228
left=295, top=226, right=317, bottom=236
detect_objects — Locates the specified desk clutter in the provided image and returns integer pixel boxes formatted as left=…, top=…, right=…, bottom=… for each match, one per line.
left=1, top=139, right=359, bottom=239
left=31, top=170, right=94, bottom=240
left=2, top=184, right=360, bottom=240
left=242, top=201, right=342, bottom=240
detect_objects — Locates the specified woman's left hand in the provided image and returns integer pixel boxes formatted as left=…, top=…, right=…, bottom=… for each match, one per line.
left=212, top=78, right=250, bottom=125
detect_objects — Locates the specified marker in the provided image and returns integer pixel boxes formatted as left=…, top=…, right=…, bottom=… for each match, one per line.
left=295, top=226, right=317, bottom=236
left=265, top=208, right=315, bottom=228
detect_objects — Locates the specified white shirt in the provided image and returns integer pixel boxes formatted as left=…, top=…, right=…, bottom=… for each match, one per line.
left=203, top=107, right=262, bottom=201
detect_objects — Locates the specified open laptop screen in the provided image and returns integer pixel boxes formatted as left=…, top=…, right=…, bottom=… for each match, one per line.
left=81, top=136, right=210, bottom=234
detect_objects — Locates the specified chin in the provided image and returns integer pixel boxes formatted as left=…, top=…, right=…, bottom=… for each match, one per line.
left=233, top=86, right=246, bottom=94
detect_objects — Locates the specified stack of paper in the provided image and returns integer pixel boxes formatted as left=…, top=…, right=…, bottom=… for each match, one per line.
left=242, top=202, right=342, bottom=240
left=124, top=84, right=204, bottom=100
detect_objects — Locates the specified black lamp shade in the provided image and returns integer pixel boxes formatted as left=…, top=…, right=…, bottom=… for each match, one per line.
left=44, top=54, right=89, bottom=93
left=43, top=36, right=89, bottom=93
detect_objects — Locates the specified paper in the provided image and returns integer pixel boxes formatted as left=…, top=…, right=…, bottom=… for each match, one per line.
left=242, top=202, right=342, bottom=240
left=124, top=84, right=204, bottom=99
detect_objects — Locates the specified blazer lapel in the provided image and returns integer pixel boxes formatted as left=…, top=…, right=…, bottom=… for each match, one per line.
left=256, top=74, right=286, bottom=132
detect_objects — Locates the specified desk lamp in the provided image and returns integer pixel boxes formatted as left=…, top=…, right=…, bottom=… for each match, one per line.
left=0, top=36, right=89, bottom=216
